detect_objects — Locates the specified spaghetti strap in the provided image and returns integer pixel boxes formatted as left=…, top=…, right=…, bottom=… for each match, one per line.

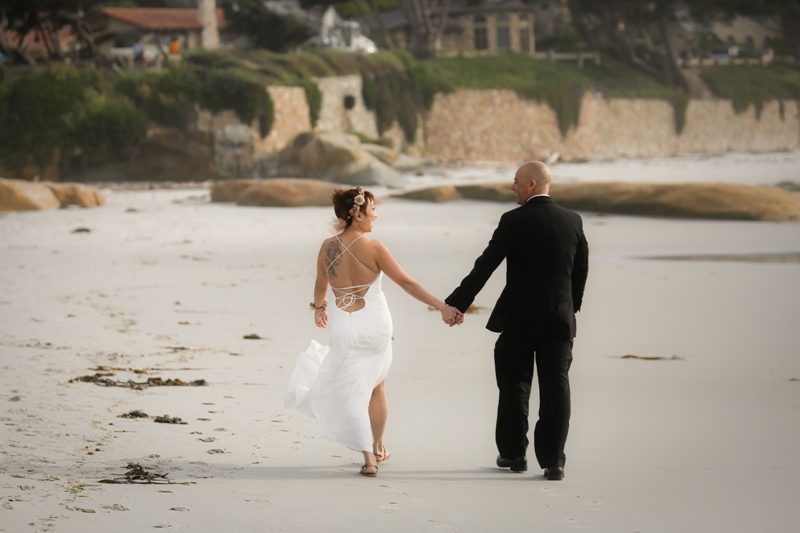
left=330, top=234, right=377, bottom=275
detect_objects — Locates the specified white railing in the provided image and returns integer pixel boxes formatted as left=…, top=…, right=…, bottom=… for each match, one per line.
left=533, top=50, right=601, bottom=67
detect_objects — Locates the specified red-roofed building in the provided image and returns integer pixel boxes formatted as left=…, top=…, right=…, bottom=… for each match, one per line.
left=100, top=7, right=227, bottom=52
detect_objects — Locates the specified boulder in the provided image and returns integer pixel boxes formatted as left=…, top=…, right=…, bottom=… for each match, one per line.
left=255, top=131, right=405, bottom=187
left=0, top=178, right=61, bottom=211
left=457, top=184, right=515, bottom=203
left=362, top=143, right=399, bottom=166
left=551, top=182, right=800, bottom=221
left=390, top=181, right=800, bottom=221
left=212, top=178, right=340, bottom=207
left=394, top=185, right=462, bottom=203
left=210, top=179, right=260, bottom=203
left=48, top=183, right=106, bottom=208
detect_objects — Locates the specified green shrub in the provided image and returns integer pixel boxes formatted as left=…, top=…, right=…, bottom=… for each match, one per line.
left=299, top=78, right=322, bottom=127
left=700, top=64, right=800, bottom=118
left=0, top=69, right=98, bottom=170
left=115, top=67, right=198, bottom=129
left=65, top=93, right=147, bottom=163
left=196, top=68, right=273, bottom=136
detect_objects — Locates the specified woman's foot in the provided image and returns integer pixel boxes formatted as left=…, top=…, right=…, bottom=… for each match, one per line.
left=373, top=444, right=391, bottom=464
left=359, top=464, right=378, bottom=477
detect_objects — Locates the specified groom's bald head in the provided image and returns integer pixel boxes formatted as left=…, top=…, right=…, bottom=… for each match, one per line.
left=512, top=161, right=552, bottom=204
left=517, top=161, right=552, bottom=192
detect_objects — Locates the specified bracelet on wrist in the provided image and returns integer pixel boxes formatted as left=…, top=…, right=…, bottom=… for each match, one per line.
left=309, top=300, right=327, bottom=311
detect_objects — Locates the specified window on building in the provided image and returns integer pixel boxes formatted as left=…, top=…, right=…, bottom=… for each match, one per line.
left=496, top=14, right=510, bottom=51
left=519, top=17, right=530, bottom=53
left=474, top=15, right=488, bottom=50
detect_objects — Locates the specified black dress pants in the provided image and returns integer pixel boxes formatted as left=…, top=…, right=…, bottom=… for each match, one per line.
left=494, top=329, right=573, bottom=468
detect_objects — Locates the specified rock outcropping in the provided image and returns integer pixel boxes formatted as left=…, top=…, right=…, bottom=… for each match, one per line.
left=393, top=182, right=800, bottom=221
left=0, top=178, right=105, bottom=212
left=211, top=178, right=340, bottom=207
left=255, top=132, right=404, bottom=187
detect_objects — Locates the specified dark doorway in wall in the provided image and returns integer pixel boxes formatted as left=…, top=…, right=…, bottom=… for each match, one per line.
left=344, top=95, right=356, bottom=110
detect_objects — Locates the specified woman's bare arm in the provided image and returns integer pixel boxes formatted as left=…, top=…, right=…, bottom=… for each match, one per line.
left=313, top=242, right=329, bottom=327
left=375, top=241, right=450, bottom=312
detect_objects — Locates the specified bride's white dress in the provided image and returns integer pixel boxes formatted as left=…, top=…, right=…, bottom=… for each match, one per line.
left=286, top=235, right=393, bottom=452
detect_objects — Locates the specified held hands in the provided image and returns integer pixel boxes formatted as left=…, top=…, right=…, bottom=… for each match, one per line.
left=440, top=304, right=464, bottom=327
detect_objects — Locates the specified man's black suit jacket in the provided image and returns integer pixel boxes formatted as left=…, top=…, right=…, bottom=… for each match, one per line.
left=446, top=196, right=589, bottom=339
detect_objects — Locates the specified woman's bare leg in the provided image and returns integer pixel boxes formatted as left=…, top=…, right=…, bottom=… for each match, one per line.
left=369, top=382, right=388, bottom=458
left=361, top=451, right=378, bottom=475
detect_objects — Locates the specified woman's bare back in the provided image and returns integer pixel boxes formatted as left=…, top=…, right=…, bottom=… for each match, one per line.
left=322, top=234, right=380, bottom=312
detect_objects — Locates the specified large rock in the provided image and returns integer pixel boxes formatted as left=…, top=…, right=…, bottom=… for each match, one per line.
left=255, top=131, right=405, bottom=187
left=393, top=184, right=514, bottom=203
left=394, top=185, right=462, bottom=203
left=361, top=143, right=399, bottom=166
left=212, top=178, right=339, bottom=207
left=552, top=182, right=800, bottom=221
left=457, top=184, right=515, bottom=202
left=391, top=181, right=800, bottom=221
left=0, top=178, right=61, bottom=211
left=210, top=179, right=260, bottom=203
left=48, top=183, right=106, bottom=208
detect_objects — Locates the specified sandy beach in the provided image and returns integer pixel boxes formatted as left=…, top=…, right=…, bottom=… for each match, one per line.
left=2, top=157, right=800, bottom=532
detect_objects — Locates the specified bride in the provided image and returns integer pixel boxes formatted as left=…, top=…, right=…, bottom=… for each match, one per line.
left=286, top=186, right=462, bottom=477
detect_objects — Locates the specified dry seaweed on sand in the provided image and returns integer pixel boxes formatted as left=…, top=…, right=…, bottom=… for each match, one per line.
left=154, top=415, right=187, bottom=425
left=118, top=410, right=149, bottom=419
left=70, top=373, right=207, bottom=389
left=99, top=463, right=170, bottom=484
left=90, top=365, right=150, bottom=374
left=620, top=354, right=685, bottom=361
left=243, top=333, right=264, bottom=340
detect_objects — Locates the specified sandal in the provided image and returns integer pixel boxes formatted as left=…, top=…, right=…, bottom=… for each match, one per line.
left=360, top=464, right=378, bottom=477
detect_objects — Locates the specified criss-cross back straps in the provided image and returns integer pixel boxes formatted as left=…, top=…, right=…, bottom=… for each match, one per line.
left=326, top=234, right=379, bottom=311
left=325, top=234, right=377, bottom=277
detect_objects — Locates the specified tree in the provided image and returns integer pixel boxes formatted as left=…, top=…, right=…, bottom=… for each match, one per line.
left=0, top=0, right=107, bottom=65
left=566, top=0, right=692, bottom=89
left=220, top=0, right=314, bottom=52
left=399, top=0, right=449, bottom=58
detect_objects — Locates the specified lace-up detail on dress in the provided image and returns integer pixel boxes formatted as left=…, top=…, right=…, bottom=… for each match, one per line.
left=325, top=234, right=378, bottom=311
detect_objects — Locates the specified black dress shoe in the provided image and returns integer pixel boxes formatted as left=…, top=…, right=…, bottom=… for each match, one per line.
left=543, top=466, right=564, bottom=480
left=496, top=455, right=527, bottom=472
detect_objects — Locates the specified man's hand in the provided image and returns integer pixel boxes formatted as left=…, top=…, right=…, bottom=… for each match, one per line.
left=440, top=305, right=464, bottom=327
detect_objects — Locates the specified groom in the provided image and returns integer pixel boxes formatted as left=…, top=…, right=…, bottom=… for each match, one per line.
left=445, top=161, right=589, bottom=480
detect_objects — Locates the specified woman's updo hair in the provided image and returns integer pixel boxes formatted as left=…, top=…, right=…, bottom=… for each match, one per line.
left=332, top=187, right=374, bottom=228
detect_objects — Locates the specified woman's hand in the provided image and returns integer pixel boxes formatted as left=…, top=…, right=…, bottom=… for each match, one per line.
left=440, top=304, right=464, bottom=327
left=314, top=308, right=328, bottom=328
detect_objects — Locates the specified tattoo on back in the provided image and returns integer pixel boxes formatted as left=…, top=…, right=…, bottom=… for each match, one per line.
left=326, top=240, right=342, bottom=279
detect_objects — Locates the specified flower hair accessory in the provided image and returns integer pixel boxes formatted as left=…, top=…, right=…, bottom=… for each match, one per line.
left=348, top=187, right=366, bottom=219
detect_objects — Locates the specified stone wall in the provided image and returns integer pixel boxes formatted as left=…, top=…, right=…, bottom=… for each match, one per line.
left=197, top=86, right=311, bottom=178
left=197, top=80, right=800, bottom=171
left=314, top=75, right=379, bottom=139
left=424, top=90, right=800, bottom=161
left=259, top=86, right=312, bottom=152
